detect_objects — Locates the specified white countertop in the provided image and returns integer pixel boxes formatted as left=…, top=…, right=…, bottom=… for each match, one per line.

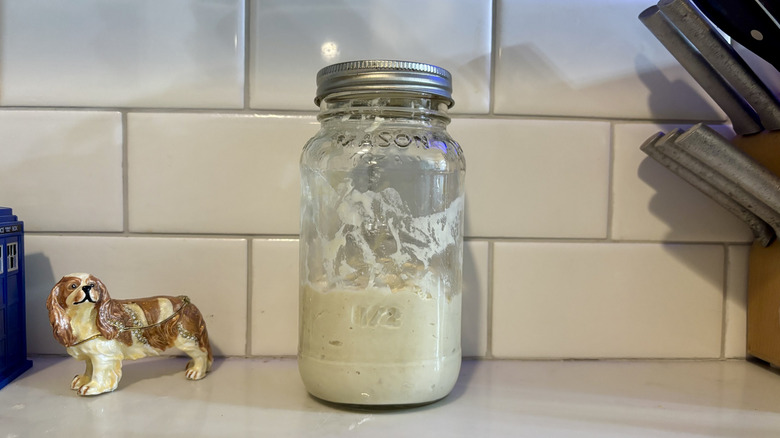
left=2, top=357, right=780, bottom=437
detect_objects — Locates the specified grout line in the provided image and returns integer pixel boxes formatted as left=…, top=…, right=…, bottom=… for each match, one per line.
left=243, top=0, right=251, bottom=110
left=246, top=238, right=253, bottom=357
left=606, top=122, right=616, bottom=241
left=0, top=106, right=317, bottom=117
left=488, top=0, right=498, bottom=116
left=26, top=231, right=300, bottom=240
left=483, top=356, right=738, bottom=362
left=720, top=244, right=730, bottom=360
left=0, top=105, right=728, bottom=126
left=24, top=230, right=750, bottom=247
left=0, top=107, right=729, bottom=126
left=465, top=237, right=742, bottom=245
left=121, top=111, right=130, bottom=235
left=485, top=241, right=495, bottom=359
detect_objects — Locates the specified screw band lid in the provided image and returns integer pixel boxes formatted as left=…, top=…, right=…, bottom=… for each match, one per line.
left=314, top=60, right=454, bottom=107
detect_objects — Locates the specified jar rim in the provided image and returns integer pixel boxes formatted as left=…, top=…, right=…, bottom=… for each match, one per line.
left=314, top=60, right=454, bottom=108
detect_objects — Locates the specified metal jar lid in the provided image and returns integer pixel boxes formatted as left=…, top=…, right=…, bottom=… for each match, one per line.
left=314, top=60, right=454, bottom=108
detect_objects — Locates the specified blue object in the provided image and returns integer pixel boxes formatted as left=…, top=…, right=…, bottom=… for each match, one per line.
left=0, top=207, right=31, bottom=389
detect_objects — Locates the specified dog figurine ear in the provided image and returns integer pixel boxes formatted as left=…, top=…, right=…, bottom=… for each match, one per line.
left=47, top=277, right=76, bottom=347
left=94, top=277, right=123, bottom=340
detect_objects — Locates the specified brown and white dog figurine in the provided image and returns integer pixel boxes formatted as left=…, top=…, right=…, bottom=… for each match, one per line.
left=46, top=273, right=213, bottom=395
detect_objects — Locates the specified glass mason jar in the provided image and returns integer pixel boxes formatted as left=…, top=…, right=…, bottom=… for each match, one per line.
left=298, top=60, right=466, bottom=406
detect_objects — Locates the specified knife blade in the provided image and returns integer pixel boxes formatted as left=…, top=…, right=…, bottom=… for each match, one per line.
left=641, top=130, right=775, bottom=245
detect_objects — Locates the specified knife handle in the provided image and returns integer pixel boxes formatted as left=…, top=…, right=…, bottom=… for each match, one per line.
left=659, top=0, right=780, bottom=130
left=693, top=0, right=780, bottom=72
left=640, top=6, right=763, bottom=135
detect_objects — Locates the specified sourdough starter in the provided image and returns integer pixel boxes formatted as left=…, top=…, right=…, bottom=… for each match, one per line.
left=298, top=285, right=461, bottom=405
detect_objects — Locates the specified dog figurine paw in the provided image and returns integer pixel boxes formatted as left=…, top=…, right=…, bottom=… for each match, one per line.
left=46, top=273, right=213, bottom=396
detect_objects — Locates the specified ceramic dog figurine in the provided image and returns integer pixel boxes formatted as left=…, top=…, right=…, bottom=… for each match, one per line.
left=46, top=273, right=213, bottom=396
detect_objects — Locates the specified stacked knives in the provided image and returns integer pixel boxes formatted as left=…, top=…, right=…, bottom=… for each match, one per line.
left=639, top=0, right=780, bottom=246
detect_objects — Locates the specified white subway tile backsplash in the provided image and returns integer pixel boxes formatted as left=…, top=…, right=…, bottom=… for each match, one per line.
left=495, top=0, right=725, bottom=120
left=449, top=118, right=610, bottom=238
left=24, top=235, right=248, bottom=356
left=0, top=0, right=244, bottom=108
left=251, top=239, right=298, bottom=356
left=492, top=242, right=724, bottom=359
left=249, top=0, right=492, bottom=113
left=725, top=245, right=749, bottom=358
left=0, top=111, right=123, bottom=232
left=462, top=241, right=490, bottom=358
left=5, top=1, right=754, bottom=361
left=612, top=123, right=753, bottom=242
left=128, top=113, right=318, bottom=235
left=250, top=239, right=489, bottom=357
